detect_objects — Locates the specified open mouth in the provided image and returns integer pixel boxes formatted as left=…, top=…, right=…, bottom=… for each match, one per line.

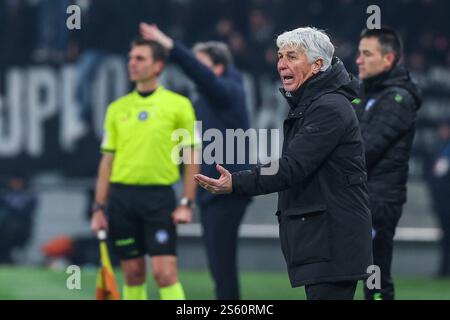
left=281, top=75, right=295, bottom=85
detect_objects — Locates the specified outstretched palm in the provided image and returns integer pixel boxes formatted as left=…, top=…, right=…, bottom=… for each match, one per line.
left=194, top=164, right=233, bottom=194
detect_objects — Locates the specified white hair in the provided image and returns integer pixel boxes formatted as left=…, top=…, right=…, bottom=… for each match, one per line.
left=276, top=27, right=335, bottom=71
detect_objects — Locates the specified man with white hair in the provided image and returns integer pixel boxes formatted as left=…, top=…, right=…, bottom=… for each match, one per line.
left=195, top=27, right=373, bottom=300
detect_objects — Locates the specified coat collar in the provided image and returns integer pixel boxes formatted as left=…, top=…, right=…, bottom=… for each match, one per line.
left=279, top=57, right=357, bottom=110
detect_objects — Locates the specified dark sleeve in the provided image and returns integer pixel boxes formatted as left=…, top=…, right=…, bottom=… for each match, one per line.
left=170, top=41, right=233, bottom=107
left=362, top=92, right=416, bottom=169
left=7, top=194, right=37, bottom=216
left=232, top=103, right=347, bottom=196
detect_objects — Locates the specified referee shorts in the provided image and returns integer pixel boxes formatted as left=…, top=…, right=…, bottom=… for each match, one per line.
left=107, top=184, right=177, bottom=260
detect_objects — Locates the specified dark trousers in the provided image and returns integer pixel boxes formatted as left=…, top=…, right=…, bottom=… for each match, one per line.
left=305, top=281, right=358, bottom=300
left=200, top=196, right=249, bottom=300
left=435, top=208, right=450, bottom=277
left=364, top=202, right=402, bottom=300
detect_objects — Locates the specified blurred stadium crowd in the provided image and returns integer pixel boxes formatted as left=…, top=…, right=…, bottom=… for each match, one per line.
left=0, top=0, right=449, bottom=72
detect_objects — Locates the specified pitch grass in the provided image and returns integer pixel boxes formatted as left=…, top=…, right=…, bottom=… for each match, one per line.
left=0, top=267, right=449, bottom=300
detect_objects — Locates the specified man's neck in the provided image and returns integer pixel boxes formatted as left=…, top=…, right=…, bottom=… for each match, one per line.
left=136, top=79, right=158, bottom=93
left=363, top=67, right=393, bottom=89
left=283, top=73, right=319, bottom=108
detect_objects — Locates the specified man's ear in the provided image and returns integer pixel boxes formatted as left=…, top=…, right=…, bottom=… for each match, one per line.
left=155, top=61, right=165, bottom=76
left=384, top=52, right=396, bottom=69
left=213, top=64, right=225, bottom=76
left=312, top=59, right=324, bottom=74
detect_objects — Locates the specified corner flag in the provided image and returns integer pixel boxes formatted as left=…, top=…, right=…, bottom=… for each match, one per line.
left=95, top=230, right=120, bottom=300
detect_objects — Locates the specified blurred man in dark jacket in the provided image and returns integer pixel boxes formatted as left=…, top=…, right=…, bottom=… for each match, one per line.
left=140, top=23, right=252, bottom=300
left=426, top=120, right=450, bottom=277
left=195, top=27, right=373, bottom=300
left=355, top=27, right=422, bottom=300
left=0, top=175, right=37, bottom=264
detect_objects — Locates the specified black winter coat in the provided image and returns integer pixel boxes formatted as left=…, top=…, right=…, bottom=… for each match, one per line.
left=354, top=66, right=422, bottom=205
left=232, top=58, right=373, bottom=287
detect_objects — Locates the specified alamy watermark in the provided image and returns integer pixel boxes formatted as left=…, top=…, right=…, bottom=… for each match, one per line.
left=66, top=5, right=81, bottom=30
left=366, top=5, right=381, bottom=29
left=66, top=265, right=81, bottom=290
left=366, top=264, right=381, bottom=290
left=64, top=4, right=381, bottom=36
left=64, top=263, right=380, bottom=292
left=171, top=121, right=280, bottom=176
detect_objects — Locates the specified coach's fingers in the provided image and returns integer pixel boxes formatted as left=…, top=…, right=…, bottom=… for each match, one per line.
left=198, top=182, right=215, bottom=193
left=194, top=176, right=206, bottom=188
left=216, top=164, right=230, bottom=176
left=195, top=174, right=220, bottom=187
left=194, top=174, right=209, bottom=183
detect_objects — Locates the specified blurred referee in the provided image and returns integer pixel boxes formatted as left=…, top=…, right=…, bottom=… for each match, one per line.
left=90, top=38, right=200, bottom=300
left=140, top=23, right=252, bottom=300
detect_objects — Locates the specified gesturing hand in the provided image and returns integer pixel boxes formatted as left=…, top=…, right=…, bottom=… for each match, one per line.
left=139, top=23, right=174, bottom=50
left=194, top=164, right=233, bottom=194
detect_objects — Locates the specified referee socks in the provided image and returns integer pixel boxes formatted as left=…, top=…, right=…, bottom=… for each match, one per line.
left=159, top=282, right=186, bottom=300
left=123, top=283, right=148, bottom=300
left=122, top=282, right=185, bottom=300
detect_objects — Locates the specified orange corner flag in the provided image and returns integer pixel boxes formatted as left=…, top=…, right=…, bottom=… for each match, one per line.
left=95, top=230, right=120, bottom=300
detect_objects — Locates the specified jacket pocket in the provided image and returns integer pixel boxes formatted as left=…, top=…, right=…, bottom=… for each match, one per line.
left=280, top=204, right=331, bottom=266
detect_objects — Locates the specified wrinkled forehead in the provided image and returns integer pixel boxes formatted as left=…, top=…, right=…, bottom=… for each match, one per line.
left=277, top=44, right=304, bottom=55
left=278, top=44, right=305, bottom=55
